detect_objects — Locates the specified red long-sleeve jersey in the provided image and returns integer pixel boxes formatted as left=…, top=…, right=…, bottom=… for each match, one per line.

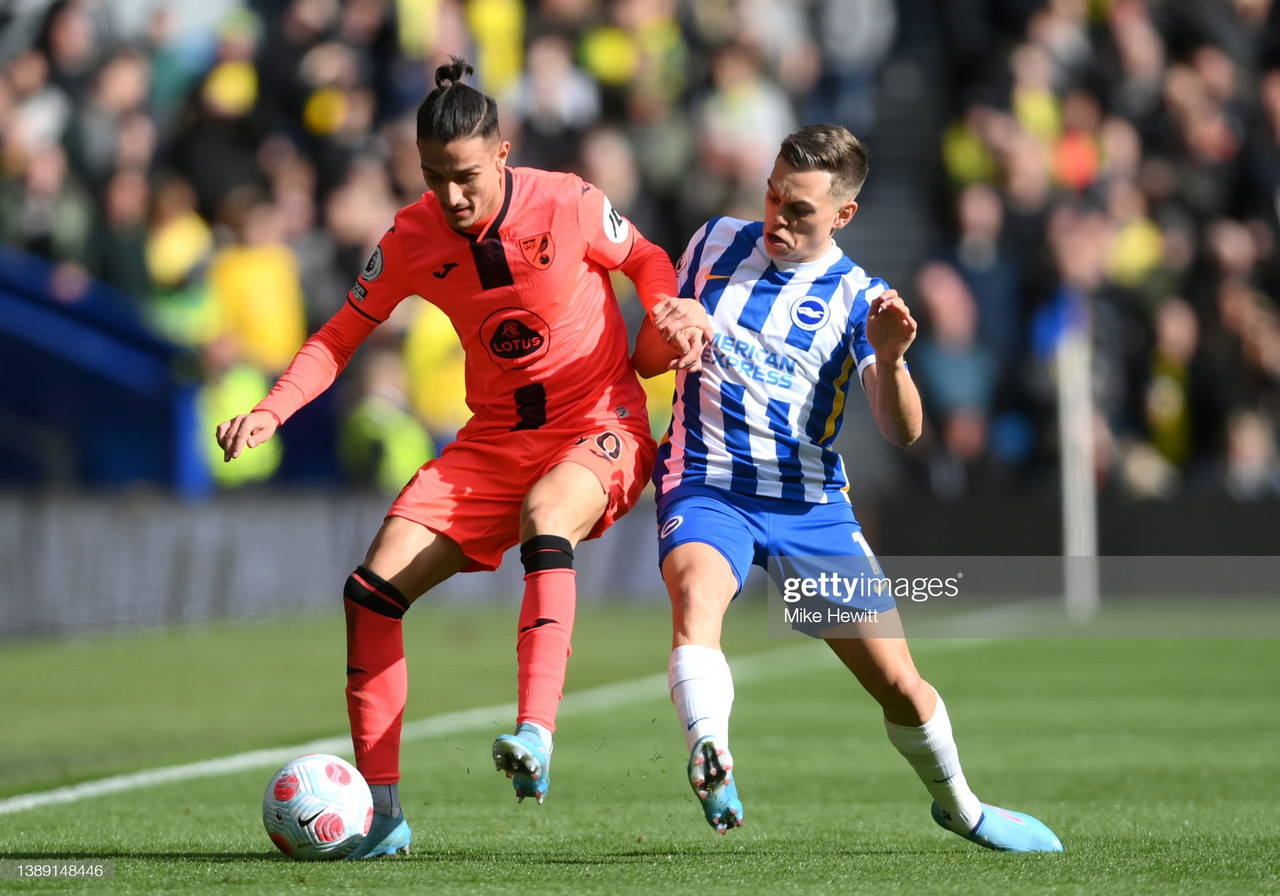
left=256, top=166, right=675, bottom=437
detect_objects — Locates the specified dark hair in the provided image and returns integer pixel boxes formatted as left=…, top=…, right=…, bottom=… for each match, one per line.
left=778, top=124, right=869, bottom=199
left=416, top=57, right=500, bottom=144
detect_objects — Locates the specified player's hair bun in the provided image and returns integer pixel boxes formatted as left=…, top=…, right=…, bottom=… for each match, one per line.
left=435, top=57, right=474, bottom=89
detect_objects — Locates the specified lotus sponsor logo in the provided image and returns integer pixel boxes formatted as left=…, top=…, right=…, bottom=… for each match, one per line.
left=481, top=307, right=551, bottom=370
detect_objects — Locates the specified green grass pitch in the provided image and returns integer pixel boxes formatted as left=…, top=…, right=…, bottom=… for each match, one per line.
left=1, top=600, right=1277, bottom=894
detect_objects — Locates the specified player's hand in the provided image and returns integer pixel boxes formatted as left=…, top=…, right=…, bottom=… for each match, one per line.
left=668, top=326, right=708, bottom=373
left=216, top=411, right=279, bottom=463
left=867, top=289, right=917, bottom=362
left=650, top=296, right=714, bottom=348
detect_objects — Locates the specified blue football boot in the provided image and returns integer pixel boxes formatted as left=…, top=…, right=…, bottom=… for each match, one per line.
left=688, top=735, right=743, bottom=834
left=932, top=801, right=1063, bottom=852
left=345, top=813, right=411, bottom=860
left=492, top=724, right=551, bottom=804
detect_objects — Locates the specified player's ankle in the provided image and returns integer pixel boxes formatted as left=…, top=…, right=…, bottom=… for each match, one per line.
left=515, top=720, right=553, bottom=752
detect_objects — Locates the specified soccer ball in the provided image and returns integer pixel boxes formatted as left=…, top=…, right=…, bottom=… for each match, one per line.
left=262, top=753, right=373, bottom=860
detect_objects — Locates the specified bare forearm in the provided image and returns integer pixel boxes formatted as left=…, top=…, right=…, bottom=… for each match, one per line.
left=873, top=358, right=922, bottom=447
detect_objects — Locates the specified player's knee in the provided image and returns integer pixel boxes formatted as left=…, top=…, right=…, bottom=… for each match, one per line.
left=874, top=666, right=929, bottom=715
left=668, top=576, right=729, bottom=624
left=521, top=497, right=577, bottom=540
left=520, top=535, right=574, bottom=574
left=344, top=565, right=411, bottom=619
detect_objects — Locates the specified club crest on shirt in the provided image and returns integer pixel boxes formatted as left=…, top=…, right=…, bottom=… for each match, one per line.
left=481, top=307, right=551, bottom=370
left=519, top=231, right=555, bottom=270
left=361, top=245, right=384, bottom=281
left=790, top=296, right=829, bottom=331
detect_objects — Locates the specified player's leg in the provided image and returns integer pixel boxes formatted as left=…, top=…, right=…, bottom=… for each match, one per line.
left=657, top=490, right=756, bottom=834
left=662, top=542, right=747, bottom=832
left=490, top=460, right=606, bottom=802
left=823, top=626, right=981, bottom=821
left=664, top=542, right=738, bottom=735
left=493, top=425, right=653, bottom=803
left=344, top=516, right=468, bottom=859
left=347, top=438, right=524, bottom=857
left=823, top=623, right=1061, bottom=852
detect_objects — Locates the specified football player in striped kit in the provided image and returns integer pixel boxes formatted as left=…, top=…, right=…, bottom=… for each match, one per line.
left=634, top=124, right=1062, bottom=852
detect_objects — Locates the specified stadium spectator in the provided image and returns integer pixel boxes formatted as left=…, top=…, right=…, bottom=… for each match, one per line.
left=86, top=165, right=151, bottom=300
left=207, top=186, right=308, bottom=374
left=197, top=333, right=282, bottom=488
left=911, top=260, right=999, bottom=496
left=337, top=345, right=435, bottom=495
left=143, top=172, right=217, bottom=348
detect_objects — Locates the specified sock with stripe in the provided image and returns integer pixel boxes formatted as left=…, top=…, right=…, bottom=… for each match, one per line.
left=515, top=535, right=576, bottom=733
left=884, top=688, right=983, bottom=832
left=668, top=644, right=734, bottom=752
left=368, top=783, right=401, bottom=819
left=343, top=565, right=410, bottom=790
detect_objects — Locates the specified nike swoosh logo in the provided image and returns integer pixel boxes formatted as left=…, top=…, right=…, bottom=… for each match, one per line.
left=687, top=716, right=709, bottom=731
left=298, top=810, right=323, bottom=827
left=933, top=773, right=958, bottom=784
left=705, top=274, right=730, bottom=280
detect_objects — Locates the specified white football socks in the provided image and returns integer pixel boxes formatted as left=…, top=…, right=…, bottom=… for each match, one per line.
left=668, top=644, right=735, bottom=752
left=883, top=688, right=983, bottom=833
left=515, top=720, right=553, bottom=753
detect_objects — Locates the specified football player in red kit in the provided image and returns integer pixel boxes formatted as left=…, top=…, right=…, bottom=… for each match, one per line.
left=216, top=57, right=709, bottom=858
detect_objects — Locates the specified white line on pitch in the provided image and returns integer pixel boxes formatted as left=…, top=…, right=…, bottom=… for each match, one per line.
left=0, top=637, right=992, bottom=816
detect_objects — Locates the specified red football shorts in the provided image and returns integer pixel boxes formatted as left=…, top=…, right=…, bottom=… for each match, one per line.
left=387, top=424, right=657, bottom=571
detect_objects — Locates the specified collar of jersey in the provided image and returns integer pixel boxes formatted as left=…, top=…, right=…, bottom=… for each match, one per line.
left=769, top=238, right=843, bottom=274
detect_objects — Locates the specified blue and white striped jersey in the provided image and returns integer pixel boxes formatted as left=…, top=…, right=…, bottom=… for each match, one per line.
left=652, top=216, right=889, bottom=504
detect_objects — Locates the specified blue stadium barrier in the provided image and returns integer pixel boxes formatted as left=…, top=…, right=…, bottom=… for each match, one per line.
left=0, top=245, right=211, bottom=497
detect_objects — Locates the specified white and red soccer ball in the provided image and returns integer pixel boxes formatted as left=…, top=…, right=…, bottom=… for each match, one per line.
left=262, top=753, right=373, bottom=860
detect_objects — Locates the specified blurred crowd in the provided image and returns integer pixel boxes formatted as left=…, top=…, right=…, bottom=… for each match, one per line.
left=0, top=0, right=895, bottom=491
left=1, top=0, right=1279, bottom=502
left=914, top=0, right=1280, bottom=500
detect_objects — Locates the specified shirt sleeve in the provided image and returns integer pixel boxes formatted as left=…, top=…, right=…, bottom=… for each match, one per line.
left=577, top=177, right=636, bottom=270
left=341, top=225, right=411, bottom=325
left=253, top=227, right=411, bottom=424
left=577, top=178, right=676, bottom=313
left=674, top=220, right=714, bottom=300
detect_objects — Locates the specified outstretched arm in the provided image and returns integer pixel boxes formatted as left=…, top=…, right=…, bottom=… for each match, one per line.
left=862, top=289, right=923, bottom=447
left=215, top=304, right=377, bottom=462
